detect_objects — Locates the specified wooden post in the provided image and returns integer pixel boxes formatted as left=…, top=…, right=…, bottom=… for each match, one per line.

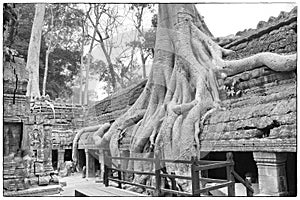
left=154, top=153, right=161, bottom=196
left=117, top=164, right=122, bottom=188
left=103, top=149, right=109, bottom=187
left=85, top=149, right=89, bottom=178
left=191, top=156, right=200, bottom=196
left=226, top=152, right=235, bottom=196
left=201, top=169, right=209, bottom=195
left=246, top=179, right=254, bottom=197
left=170, top=172, right=177, bottom=197
left=98, top=151, right=103, bottom=182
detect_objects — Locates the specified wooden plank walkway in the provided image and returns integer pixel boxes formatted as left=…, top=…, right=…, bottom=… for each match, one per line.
left=75, top=186, right=146, bottom=196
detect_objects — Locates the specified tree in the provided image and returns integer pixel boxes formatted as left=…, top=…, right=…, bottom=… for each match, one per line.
left=42, top=47, right=81, bottom=99
left=74, top=4, right=296, bottom=189
left=42, top=4, right=85, bottom=98
left=129, top=4, right=156, bottom=78
left=85, top=4, right=155, bottom=94
left=10, top=3, right=83, bottom=100
left=3, top=3, right=18, bottom=48
left=84, top=27, right=97, bottom=104
left=79, top=11, right=89, bottom=105
left=89, top=53, right=143, bottom=95
left=3, top=3, right=19, bottom=64
left=86, top=4, right=130, bottom=93
left=10, top=4, right=35, bottom=61
left=42, top=4, right=64, bottom=96
left=26, top=4, right=45, bottom=99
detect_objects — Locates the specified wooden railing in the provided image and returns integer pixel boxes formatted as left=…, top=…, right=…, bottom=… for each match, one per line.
left=231, top=170, right=254, bottom=196
left=103, top=151, right=253, bottom=196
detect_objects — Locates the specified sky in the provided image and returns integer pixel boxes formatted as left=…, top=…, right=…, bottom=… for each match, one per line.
left=196, top=3, right=296, bottom=37
left=84, top=2, right=297, bottom=101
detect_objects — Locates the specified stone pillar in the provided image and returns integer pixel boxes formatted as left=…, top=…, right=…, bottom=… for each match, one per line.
left=88, top=151, right=95, bottom=177
left=43, top=123, right=54, bottom=173
left=120, top=150, right=130, bottom=180
left=85, top=149, right=89, bottom=178
left=98, top=151, right=104, bottom=181
left=253, top=152, right=288, bottom=196
left=57, top=149, right=65, bottom=170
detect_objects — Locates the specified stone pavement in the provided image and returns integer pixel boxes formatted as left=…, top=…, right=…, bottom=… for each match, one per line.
left=54, top=172, right=145, bottom=196
left=54, top=173, right=99, bottom=196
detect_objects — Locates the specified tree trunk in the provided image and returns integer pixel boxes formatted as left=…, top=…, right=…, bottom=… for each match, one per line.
left=79, top=20, right=86, bottom=105
left=42, top=49, right=50, bottom=96
left=84, top=53, right=91, bottom=105
left=26, top=4, right=45, bottom=99
left=79, top=34, right=85, bottom=105
left=84, top=28, right=97, bottom=105
left=140, top=46, right=147, bottom=79
left=79, top=52, right=84, bottom=105
left=99, top=40, right=117, bottom=91
left=96, top=4, right=296, bottom=190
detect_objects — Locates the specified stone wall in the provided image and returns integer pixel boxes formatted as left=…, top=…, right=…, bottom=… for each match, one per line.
left=3, top=92, right=86, bottom=192
left=85, top=7, right=297, bottom=153
left=85, top=79, right=147, bottom=126
left=3, top=94, right=86, bottom=191
left=29, top=99, right=85, bottom=149
left=3, top=57, right=28, bottom=96
left=199, top=7, right=297, bottom=152
left=220, top=6, right=297, bottom=58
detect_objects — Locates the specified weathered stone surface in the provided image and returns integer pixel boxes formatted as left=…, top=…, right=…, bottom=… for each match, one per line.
left=3, top=185, right=62, bottom=197
left=80, top=7, right=297, bottom=154
left=86, top=80, right=147, bottom=125
left=223, top=84, right=296, bottom=109
left=200, top=10, right=297, bottom=148
left=269, top=125, right=296, bottom=138
left=3, top=57, right=28, bottom=95
left=200, top=138, right=296, bottom=152
left=222, top=7, right=297, bottom=59
left=271, top=112, right=296, bottom=125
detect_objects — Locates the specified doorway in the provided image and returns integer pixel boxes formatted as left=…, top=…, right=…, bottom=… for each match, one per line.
left=3, top=122, right=23, bottom=156
left=64, top=149, right=72, bottom=161
left=52, top=149, right=58, bottom=170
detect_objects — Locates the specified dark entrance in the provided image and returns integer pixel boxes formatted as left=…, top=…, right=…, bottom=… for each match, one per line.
left=202, top=152, right=227, bottom=179
left=202, top=152, right=258, bottom=183
left=52, top=149, right=58, bottom=170
left=286, top=152, right=296, bottom=196
left=78, top=149, right=86, bottom=171
left=64, top=149, right=72, bottom=161
left=233, top=152, right=258, bottom=183
left=3, top=122, right=23, bottom=156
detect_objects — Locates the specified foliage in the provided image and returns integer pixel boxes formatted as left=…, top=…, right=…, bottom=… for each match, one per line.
left=43, top=4, right=85, bottom=51
left=127, top=3, right=157, bottom=78
left=10, top=4, right=35, bottom=61
left=42, top=4, right=85, bottom=97
left=3, top=3, right=18, bottom=47
left=88, top=54, right=142, bottom=95
left=39, top=48, right=81, bottom=99
left=9, top=3, right=84, bottom=99
left=127, top=28, right=156, bottom=58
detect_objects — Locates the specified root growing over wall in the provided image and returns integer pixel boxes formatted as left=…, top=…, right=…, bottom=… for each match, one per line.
left=78, top=4, right=297, bottom=192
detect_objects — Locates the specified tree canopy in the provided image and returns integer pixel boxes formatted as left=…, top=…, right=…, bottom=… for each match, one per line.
left=7, top=3, right=84, bottom=99
left=4, top=3, right=158, bottom=101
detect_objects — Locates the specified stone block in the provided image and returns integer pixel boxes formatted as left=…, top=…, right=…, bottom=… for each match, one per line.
left=253, top=152, right=288, bottom=196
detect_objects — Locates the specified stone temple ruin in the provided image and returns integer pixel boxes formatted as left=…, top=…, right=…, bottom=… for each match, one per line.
left=2, top=6, right=297, bottom=196
left=3, top=57, right=85, bottom=195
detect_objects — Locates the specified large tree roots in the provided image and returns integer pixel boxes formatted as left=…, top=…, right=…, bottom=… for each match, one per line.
left=73, top=4, right=297, bottom=194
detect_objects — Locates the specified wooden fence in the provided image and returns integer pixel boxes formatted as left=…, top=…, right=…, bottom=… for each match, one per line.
left=103, top=151, right=253, bottom=196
